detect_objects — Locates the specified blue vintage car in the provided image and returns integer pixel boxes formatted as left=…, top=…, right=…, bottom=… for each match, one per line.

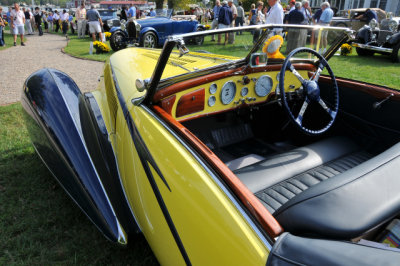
left=109, top=9, right=204, bottom=51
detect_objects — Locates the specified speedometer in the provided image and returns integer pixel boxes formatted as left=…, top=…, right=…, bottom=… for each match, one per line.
left=255, top=75, right=273, bottom=97
left=220, top=81, right=236, bottom=105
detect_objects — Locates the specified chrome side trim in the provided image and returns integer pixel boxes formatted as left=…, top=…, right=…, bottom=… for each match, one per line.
left=352, top=43, right=393, bottom=53
left=142, top=105, right=273, bottom=251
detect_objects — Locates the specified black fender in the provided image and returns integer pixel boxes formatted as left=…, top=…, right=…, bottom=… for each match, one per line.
left=111, top=28, right=128, bottom=38
left=388, top=32, right=400, bottom=45
left=21, top=69, right=131, bottom=244
left=356, top=26, right=372, bottom=43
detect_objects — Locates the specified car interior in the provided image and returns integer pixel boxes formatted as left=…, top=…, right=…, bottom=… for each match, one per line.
left=152, top=41, right=400, bottom=253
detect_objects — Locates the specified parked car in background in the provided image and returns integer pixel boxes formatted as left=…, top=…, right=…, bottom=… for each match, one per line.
left=109, top=9, right=204, bottom=51
left=98, top=9, right=120, bottom=32
left=331, top=8, right=386, bottom=31
left=353, top=16, right=400, bottom=62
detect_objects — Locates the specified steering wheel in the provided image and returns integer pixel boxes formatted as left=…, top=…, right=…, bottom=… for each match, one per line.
left=279, top=47, right=339, bottom=135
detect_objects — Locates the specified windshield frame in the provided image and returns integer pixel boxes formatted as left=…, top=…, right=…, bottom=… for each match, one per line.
left=144, top=24, right=353, bottom=104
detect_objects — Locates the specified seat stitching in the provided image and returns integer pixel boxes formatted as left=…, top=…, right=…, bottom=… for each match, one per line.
left=274, top=152, right=400, bottom=216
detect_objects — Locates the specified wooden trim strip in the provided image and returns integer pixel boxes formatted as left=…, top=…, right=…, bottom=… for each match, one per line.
left=153, top=105, right=284, bottom=238
left=160, top=95, right=176, bottom=115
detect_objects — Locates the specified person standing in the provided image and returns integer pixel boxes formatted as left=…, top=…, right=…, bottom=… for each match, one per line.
left=29, top=8, right=35, bottom=33
left=253, top=1, right=264, bottom=43
left=318, top=1, right=333, bottom=54
left=0, top=7, right=5, bottom=47
left=76, top=3, right=87, bottom=38
left=86, top=5, right=103, bottom=42
left=23, top=7, right=33, bottom=35
left=289, top=0, right=296, bottom=12
left=10, top=3, right=25, bottom=46
left=235, top=2, right=244, bottom=35
left=210, top=0, right=221, bottom=41
left=300, top=0, right=312, bottom=25
left=61, top=10, right=69, bottom=38
left=265, top=0, right=284, bottom=36
left=47, top=12, right=53, bottom=33
left=69, top=13, right=75, bottom=34
left=53, top=10, right=60, bottom=32
left=248, top=3, right=256, bottom=25
left=120, top=6, right=128, bottom=20
left=227, top=0, right=237, bottom=44
left=285, top=2, right=305, bottom=54
left=218, top=0, right=232, bottom=45
left=34, top=7, right=43, bottom=36
left=7, top=6, right=12, bottom=34
left=43, top=12, right=49, bottom=33
left=127, top=4, right=136, bottom=20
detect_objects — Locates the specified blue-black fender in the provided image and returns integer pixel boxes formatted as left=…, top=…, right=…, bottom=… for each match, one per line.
left=388, top=32, right=400, bottom=45
left=110, top=26, right=126, bottom=36
left=21, top=68, right=139, bottom=244
left=139, top=27, right=160, bottom=45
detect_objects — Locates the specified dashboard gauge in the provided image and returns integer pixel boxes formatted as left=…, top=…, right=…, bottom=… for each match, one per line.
left=220, top=81, right=236, bottom=105
left=241, top=87, right=249, bottom=97
left=209, top=83, right=217, bottom=94
left=208, top=95, right=216, bottom=107
left=255, top=75, right=273, bottom=97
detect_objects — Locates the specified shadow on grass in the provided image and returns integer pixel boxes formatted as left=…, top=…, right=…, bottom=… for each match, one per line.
left=0, top=150, right=158, bottom=265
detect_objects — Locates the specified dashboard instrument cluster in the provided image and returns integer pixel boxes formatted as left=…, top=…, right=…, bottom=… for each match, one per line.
left=160, top=69, right=308, bottom=121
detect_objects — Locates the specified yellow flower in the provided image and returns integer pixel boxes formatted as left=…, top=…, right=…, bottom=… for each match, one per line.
left=105, top=32, right=111, bottom=38
left=340, top=43, right=352, bottom=56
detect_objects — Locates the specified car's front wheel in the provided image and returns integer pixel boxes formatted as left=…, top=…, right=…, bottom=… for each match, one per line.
left=391, top=42, right=400, bottom=63
left=143, top=32, right=157, bottom=48
left=110, top=31, right=127, bottom=51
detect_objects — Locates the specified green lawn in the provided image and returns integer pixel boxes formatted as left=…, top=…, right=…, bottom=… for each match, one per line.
left=0, top=104, right=157, bottom=265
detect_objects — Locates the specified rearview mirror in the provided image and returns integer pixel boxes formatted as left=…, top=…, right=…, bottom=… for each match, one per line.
left=250, top=53, right=268, bottom=67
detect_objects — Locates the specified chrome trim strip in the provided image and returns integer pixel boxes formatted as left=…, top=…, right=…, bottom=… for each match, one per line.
left=352, top=43, right=393, bottom=53
left=142, top=105, right=273, bottom=251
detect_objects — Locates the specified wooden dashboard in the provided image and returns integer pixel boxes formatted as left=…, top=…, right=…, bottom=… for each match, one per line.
left=156, top=64, right=315, bottom=122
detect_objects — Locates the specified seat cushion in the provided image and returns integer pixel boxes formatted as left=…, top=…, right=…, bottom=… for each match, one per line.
left=234, top=136, right=361, bottom=194
left=255, top=151, right=372, bottom=214
left=274, top=142, right=400, bottom=239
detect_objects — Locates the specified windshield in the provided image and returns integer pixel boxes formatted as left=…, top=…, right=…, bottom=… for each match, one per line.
left=158, top=25, right=350, bottom=81
left=99, top=10, right=115, bottom=17
left=155, top=9, right=173, bottom=18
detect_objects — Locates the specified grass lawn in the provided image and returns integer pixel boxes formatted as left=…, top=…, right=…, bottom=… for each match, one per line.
left=0, top=104, right=157, bottom=265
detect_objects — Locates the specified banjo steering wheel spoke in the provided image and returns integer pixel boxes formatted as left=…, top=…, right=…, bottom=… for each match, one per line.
left=279, top=48, right=339, bottom=135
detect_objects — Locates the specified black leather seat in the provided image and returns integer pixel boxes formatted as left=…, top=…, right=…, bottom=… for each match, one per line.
left=234, top=137, right=372, bottom=214
left=234, top=137, right=400, bottom=239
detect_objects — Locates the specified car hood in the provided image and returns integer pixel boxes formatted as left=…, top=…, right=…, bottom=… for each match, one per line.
left=101, top=15, right=116, bottom=21
left=136, top=17, right=171, bottom=26
left=108, top=48, right=238, bottom=102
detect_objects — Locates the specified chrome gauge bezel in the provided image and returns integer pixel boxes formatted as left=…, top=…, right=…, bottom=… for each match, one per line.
left=241, top=87, right=249, bottom=97
left=255, top=75, right=273, bottom=97
left=220, top=81, right=236, bottom=105
left=208, top=95, right=216, bottom=107
left=209, top=83, right=217, bottom=94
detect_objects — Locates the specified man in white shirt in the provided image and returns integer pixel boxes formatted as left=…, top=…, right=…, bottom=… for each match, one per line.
left=53, top=10, right=60, bottom=32
left=265, top=0, right=284, bottom=36
left=76, top=3, right=87, bottom=38
left=228, top=0, right=237, bottom=44
left=10, top=3, right=25, bottom=46
left=289, top=0, right=296, bottom=11
left=301, top=0, right=312, bottom=24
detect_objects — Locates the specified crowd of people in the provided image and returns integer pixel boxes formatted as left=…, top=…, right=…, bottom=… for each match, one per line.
left=207, top=0, right=334, bottom=53
left=2, top=2, right=105, bottom=47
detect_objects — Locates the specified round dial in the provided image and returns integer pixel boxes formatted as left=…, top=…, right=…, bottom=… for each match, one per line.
left=255, top=75, right=273, bottom=97
left=208, top=95, right=216, bottom=107
left=209, top=83, right=217, bottom=94
left=241, top=87, right=249, bottom=97
left=220, top=81, right=236, bottom=105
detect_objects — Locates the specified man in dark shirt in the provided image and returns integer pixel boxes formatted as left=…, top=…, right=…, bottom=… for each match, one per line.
left=356, top=8, right=378, bottom=23
left=286, top=2, right=306, bottom=54
left=23, top=7, right=33, bottom=34
left=34, top=7, right=43, bottom=36
left=217, top=1, right=232, bottom=45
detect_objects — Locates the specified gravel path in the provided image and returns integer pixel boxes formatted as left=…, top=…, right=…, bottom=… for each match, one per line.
left=0, top=34, right=104, bottom=105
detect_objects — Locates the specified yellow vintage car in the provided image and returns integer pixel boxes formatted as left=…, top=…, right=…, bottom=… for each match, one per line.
left=22, top=25, right=400, bottom=265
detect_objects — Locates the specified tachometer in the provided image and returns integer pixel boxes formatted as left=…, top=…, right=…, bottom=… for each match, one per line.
left=208, top=95, right=216, bottom=107
left=220, top=81, right=236, bottom=105
left=255, top=75, right=273, bottom=97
